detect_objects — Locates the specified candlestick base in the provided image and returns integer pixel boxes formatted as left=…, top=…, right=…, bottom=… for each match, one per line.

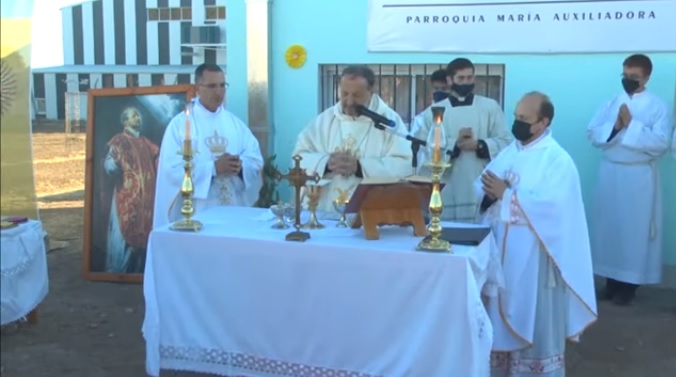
left=417, top=236, right=451, bottom=252
left=170, top=219, right=203, bottom=232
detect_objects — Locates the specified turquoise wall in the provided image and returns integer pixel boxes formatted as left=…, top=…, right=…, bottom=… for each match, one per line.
left=227, top=0, right=676, bottom=264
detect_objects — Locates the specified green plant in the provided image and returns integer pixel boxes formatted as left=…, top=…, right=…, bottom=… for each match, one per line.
left=255, top=154, right=281, bottom=208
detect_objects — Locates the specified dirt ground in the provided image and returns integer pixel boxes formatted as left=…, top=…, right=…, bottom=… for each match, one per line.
left=1, top=129, right=675, bottom=377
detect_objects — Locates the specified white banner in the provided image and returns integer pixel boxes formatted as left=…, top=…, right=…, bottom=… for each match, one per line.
left=367, top=0, right=676, bottom=53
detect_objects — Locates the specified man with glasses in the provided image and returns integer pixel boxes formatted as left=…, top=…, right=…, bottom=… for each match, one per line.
left=153, top=64, right=264, bottom=228
left=414, top=58, right=511, bottom=223
left=587, top=54, right=673, bottom=305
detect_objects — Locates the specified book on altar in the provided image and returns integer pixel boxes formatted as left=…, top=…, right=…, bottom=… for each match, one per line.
left=439, top=227, right=491, bottom=246
left=345, top=175, right=442, bottom=213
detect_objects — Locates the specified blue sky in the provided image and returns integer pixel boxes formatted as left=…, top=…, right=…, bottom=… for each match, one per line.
left=1, top=0, right=35, bottom=18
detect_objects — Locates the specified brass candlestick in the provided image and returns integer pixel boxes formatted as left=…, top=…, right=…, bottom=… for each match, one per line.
left=170, top=141, right=203, bottom=232
left=302, top=183, right=324, bottom=229
left=417, top=106, right=451, bottom=252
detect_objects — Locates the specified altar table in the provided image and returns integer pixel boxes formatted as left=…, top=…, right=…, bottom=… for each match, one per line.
left=143, top=207, right=500, bottom=377
left=1, top=220, right=49, bottom=326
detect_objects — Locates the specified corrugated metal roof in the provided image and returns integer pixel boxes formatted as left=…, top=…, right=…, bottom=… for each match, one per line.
left=31, top=64, right=210, bottom=74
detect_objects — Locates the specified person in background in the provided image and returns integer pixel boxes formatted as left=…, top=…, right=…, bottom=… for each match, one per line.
left=477, top=91, right=597, bottom=377
left=410, top=69, right=449, bottom=136
left=415, top=58, right=512, bottom=222
left=587, top=54, right=673, bottom=306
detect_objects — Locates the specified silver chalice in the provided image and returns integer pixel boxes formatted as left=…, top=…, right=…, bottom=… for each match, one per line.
left=270, top=203, right=289, bottom=229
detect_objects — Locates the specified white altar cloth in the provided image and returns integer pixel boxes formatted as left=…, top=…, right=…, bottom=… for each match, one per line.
left=143, top=206, right=500, bottom=377
left=1, top=220, right=49, bottom=325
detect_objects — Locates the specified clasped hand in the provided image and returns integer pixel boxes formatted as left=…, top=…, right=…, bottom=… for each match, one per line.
left=215, top=153, right=242, bottom=175
left=327, top=151, right=359, bottom=176
left=615, top=104, right=633, bottom=130
left=457, top=127, right=478, bottom=151
left=481, top=170, right=507, bottom=200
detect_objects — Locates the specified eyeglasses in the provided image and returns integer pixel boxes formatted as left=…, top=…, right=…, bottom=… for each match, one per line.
left=199, top=82, right=229, bottom=89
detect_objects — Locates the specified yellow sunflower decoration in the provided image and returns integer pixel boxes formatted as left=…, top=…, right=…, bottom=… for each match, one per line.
left=285, top=45, right=307, bottom=69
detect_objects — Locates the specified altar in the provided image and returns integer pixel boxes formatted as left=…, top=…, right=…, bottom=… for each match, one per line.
left=143, top=206, right=501, bottom=377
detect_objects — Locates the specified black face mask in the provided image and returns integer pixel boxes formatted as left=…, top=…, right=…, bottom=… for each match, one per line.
left=432, top=90, right=450, bottom=103
left=621, top=78, right=640, bottom=95
left=451, top=83, right=474, bottom=97
left=512, top=120, right=534, bottom=142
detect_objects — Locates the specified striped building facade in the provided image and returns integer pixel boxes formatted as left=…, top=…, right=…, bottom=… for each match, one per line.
left=32, top=0, right=227, bottom=121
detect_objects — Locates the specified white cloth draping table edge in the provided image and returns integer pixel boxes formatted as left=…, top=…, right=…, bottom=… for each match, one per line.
left=143, top=206, right=502, bottom=377
left=1, top=220, right=49, bottom=326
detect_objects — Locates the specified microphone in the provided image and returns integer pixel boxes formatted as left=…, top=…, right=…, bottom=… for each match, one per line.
left=355, top=104, right=427, bottom=147
left=355, top=104, right=396, bottom=129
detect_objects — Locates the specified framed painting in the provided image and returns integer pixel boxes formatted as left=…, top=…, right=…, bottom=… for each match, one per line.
left=83, top=85, right=195, bottom=283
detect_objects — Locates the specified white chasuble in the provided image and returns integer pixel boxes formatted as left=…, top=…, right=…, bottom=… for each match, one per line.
left=153, top=99, right=264, bottom=229
left=587, top=90, right=673, bottom=285
left=416, top=95, right=512, bottom=223
left=293, top=95, right=412, bottom=216
left=474, top=130, right=597, bottom=352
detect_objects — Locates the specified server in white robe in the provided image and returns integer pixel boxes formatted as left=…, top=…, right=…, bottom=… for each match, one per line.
left=415, top=58, right=512, bottom=223
left=476, top=92, right=597, bottom=377
left=409, top=69, right=449, bottom=137
left=293, top=65, right=411, bottom=215
left=153, top=64, right=264, bottom=229
left=587, top=54, right=674, bottom=305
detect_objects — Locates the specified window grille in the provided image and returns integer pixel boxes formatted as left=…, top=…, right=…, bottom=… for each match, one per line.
left=319, top=63, right=505, bottom=129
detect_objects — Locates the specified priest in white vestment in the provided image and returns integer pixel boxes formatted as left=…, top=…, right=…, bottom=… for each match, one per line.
left=293, top=65, right=412, bottom=216
left=476, top=92, right=597, bottom=377
left=153, top=64, right=263, bottom=229
left=416, top=58, right=512, bottom=223
left=587, top=54, right=674, bottom=305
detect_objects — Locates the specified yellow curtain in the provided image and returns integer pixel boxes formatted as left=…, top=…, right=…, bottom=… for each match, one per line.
left=1, top=0, right=38, bottom=219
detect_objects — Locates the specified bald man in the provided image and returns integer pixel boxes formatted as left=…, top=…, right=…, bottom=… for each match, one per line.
left=475, top=92, right=597, bottom=377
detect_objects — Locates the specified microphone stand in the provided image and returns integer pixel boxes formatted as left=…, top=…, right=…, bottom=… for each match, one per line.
left=374, top=122, right=427, bottom=175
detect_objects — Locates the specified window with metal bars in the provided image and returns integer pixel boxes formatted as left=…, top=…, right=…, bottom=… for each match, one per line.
left=319, top=64, right=505, bottom=129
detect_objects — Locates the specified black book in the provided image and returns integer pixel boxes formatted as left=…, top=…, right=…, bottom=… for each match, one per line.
left=439, top=227, right=491, bottom=246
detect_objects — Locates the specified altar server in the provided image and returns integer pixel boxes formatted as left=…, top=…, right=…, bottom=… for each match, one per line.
left=415, top=58, right=511, bottom=223
left=587, top=54, right=673, bottom=305
left=293, top=65, right=411, bottom=215
left=476, top=92, right=597, bottom=377
left=153, top=64, right=263, bottom=229
left=410, top=69, right=449, bottom=136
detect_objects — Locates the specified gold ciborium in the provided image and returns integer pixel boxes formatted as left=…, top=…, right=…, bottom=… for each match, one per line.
left=170, top=140, right=203, bottom=232
left=417, top=106, right=451, bottom=252
left=302, top=183, right=325, bottom=229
